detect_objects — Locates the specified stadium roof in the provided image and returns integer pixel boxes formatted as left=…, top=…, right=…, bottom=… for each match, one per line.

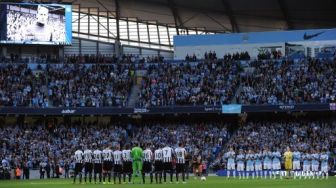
left=61, top=0, right=336, bottom=33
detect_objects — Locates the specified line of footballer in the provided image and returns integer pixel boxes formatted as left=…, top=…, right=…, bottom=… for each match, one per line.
left=224, top=146, right=329, bottom=179
left=73, top=143, right=330, bottom=184
left=73, top=142, right=197, bottom=184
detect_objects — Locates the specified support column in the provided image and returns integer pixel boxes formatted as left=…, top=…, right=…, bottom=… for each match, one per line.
left=114, top=0, right=122, bottom=57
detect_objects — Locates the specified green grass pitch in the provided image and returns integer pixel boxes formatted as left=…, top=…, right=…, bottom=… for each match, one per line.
left=0, top=177, right=335, bottom=188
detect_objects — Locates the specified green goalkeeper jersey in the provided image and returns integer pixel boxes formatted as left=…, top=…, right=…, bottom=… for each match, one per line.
left=131, top=146, right=143, bottom=161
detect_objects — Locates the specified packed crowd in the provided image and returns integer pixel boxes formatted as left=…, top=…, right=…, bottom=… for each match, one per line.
left=0, top=64, right=133, bottom=107
left=239, top=59, right=336, bottom=104
left=47, top=64, right=133, bottom=107
left=138, top=60, right=241, bottom=107
left=1, top=118, right=335, bottom=176
left=210, top=119, right=336, bottom=171
left=1, top=54, right=60, bottom=64
left=1, top=57, right=335, bottom=107
left=0, top=121, right=230, bottom=173
left=0, top=64, right=47, bottom=107
left=0, top=54, right=166, bottom=65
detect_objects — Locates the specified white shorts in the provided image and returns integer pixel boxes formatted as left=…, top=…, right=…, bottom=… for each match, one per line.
left=263, top=162, right=272, bottom=170
left=246, top=165, right=254, bottom=171
left=272, top=162, right=281, bottom=170
left=303, top=164, right=310, bottom=171
left=227, top=162, right=235, bottom=170
left=311, top=164, right=319, bottom=172
left=237, top=163, right=244, bottom=171
left=255, top=163, right=262, bottom=171
left=321, top=164, right=328, bottom=173
left=293, top=161, right=301, bottom=170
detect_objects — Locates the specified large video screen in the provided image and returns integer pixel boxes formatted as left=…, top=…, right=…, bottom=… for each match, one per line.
left=0, top=3, right=72, bottom=45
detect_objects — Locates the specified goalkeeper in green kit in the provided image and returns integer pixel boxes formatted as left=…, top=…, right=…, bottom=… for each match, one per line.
left=131, top=142, right=143, bottom=183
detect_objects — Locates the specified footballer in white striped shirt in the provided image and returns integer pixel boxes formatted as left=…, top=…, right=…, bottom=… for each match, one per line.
left=162, top=145, right=174, bottom=183
left=102, top=146, right=113, bottom=184
left=93, top=146, right=103, bottom=183
left=122, top=144, right=132, bottom=183
left=154, top=146, right=164, bottom=184
left=175, top=143, right=187, bottom=183
left=142, top=143, right=154, bottom=184
left=113, top=145, right=122, bottom=184
left=83, top=147, right=93, bottom=183
left=73, top=147, right=84, bottom=184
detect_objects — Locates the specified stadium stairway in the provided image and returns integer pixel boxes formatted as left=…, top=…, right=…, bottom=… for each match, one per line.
left=231, top=84, right=242, bottom=104
left=127, top=77, right=142, bottom=107
left=231, top=76, right=243, bottom=103
left=231, top=66, right=256, bottom=104
left=33, top=69, right=50, bottom=106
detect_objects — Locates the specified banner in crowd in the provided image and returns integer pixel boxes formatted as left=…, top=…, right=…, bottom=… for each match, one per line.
left=222, top=104, right=242, bottom=114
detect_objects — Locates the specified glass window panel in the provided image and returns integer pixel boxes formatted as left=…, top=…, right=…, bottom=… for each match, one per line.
left=119, top=20, right=128, bottom=40
left=128, top=21, right=138, bottom=41
left=99, top=17, right=108, bottom=37
left=168, top=27, right=177, bottom=45
left=148, top=24, right=159, bottom=44
left=188, top=29, right=197, bottom=35
left=138, top=23, right=148, bottom=43
left=72, top=12, right=79, bottom=32
left=79, top=13, right=88, bottom=33
left=158, top=26, right=169, bottom=45
left=89, top=15, right=98, bottom=35
left=109, top=18, right=117, bottom=38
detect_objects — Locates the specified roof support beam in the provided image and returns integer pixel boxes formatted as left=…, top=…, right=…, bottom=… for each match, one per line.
left=277, top=0, right=293, bottom=29
left=204, top=13, right=231, bottom=32
left=167, top=0, right=183, bottom=35
left=115, top=0, right=121, bottom=40
left=96, top=0, right=116, bottom=17
left=221, top=0, right=239, bottom=32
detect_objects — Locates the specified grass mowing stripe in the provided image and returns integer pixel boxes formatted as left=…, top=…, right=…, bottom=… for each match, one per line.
left=0, top=176, right=335, bottom=188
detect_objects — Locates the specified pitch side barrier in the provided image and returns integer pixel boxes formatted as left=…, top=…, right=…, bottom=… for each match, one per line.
left=0, top=103, right=334, bottom=115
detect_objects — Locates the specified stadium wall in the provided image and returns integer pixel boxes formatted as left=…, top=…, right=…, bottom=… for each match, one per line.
left=174, top=28, right=336, bottom=60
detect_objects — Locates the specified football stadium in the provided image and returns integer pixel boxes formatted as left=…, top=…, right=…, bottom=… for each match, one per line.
left=0, top=0, right=335, bottom=188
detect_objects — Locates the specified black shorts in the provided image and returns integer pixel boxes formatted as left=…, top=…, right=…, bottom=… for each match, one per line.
left=163, top=162, right=173, bottom=172
left=154, top=161, right=163, bottom=172
left=103, top=161, right=113, bottom=172
left=75, top=163, right=83, bottom=174
left=185, top=161, right=190, bottom=167
left=94, top=163, right=102, bottom=174
left=85, top=162, right=93, bottom=173
left=143, top=161, right=152, bottom=173
left=176, top=163, right=185, bottom=173
left=114, top=164, right=122, bottom=173
left=185, top=161, right=190, bottom=170
left=123, top=162, right=132, bottom=174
